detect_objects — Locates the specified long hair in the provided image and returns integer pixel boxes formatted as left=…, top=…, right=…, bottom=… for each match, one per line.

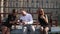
left=37, top=8, right=45, bottom=18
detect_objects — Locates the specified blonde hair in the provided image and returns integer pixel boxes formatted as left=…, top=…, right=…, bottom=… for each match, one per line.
left=37, top=8, right=45, bottom=15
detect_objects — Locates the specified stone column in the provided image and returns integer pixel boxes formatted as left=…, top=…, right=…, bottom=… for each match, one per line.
left=1, top=0, right=4, bottom=20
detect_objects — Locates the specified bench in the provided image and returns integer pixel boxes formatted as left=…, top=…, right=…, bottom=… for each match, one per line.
left=10, top=25, right=60, bottom=34
left=49, top=26, right=60, bottom=34
left=0, top=25, right=60, bottom=34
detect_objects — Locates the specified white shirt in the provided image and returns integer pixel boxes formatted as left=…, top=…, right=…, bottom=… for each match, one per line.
left=20, top=13, right=33, bottom=24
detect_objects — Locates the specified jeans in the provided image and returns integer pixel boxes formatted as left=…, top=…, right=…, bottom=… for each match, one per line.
left=22, top=25, right=35, bottom=34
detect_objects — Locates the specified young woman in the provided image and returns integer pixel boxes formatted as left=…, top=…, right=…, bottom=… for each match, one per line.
left=37, top=8, right=49, bottom=34
left=2, top=9, right=17, bottom=34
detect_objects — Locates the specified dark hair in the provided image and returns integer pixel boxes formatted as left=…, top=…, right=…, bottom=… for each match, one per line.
left=37, top=7, right=44, bottom=18
left=12, top=9, right=17, bottom=13
left=12, top=9, right=15, bottom=13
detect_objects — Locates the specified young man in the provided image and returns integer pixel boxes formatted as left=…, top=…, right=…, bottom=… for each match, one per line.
left=2, top=9, right=17, bottom=34
left=19, top=9, right=35, bottom=34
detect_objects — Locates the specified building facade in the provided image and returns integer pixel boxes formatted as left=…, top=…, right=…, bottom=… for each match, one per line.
left=0, top=0, right=60, bottom=24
